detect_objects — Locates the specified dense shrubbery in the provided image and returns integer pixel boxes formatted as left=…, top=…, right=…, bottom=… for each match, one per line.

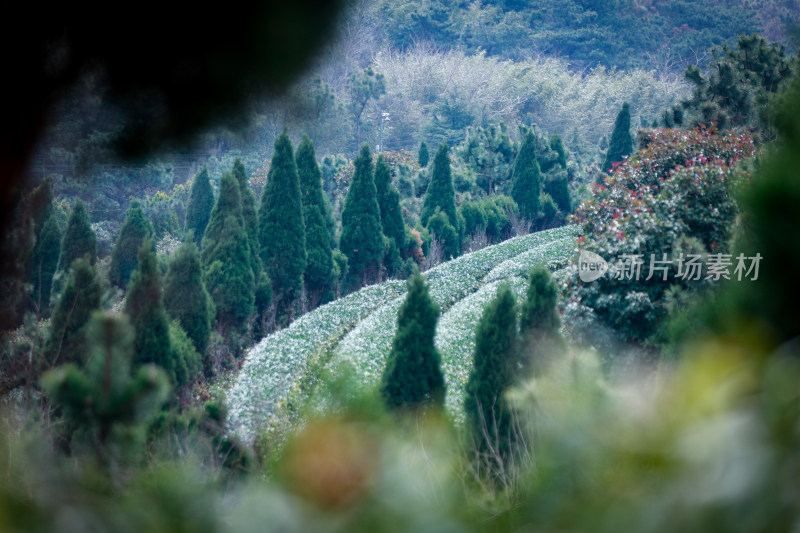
left=568, top=126, right=757, bottom=343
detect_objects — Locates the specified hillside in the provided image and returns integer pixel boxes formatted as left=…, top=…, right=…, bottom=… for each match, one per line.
left=226, top=225, right=578, bottom=441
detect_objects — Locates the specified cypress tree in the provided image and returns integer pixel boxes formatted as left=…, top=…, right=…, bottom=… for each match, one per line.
left=185, top=166, right=215, bottom=246
left=232, top=158, right=261, bottom=277
left=421, top=144, right=457, bottom=229
left=164, top=239, right=213, bottom=357
left=203, top=171, right=255, bottom=334
left=380, top=271, right=446, bottom=411
left=296, top=135, right=335, bottom=307
left=418, top=140, right=429, bottom=167
left=550, top=134, right=567, bottom=169
left=259, top=133, right=306, bottom=322
left=519, top=265, right=566, bottom=372
left=109, top=200, right=154, bottom=288
left=125, top=241, right=175, bottom=382
left=511, top=133, right=541, bottom=220
left=57, top=200, right=97, bottom=273
left=340, top=144, right=384, bottom=287
left=465, top=284, right=520, bottom=461
left=43, top=256, right=103, bottom=367
left=375, top=154, right=406, bottom=248
left=602, top=102, right=633, bottom=173
left=29, top=212, right=61, bottom=316
left=374, top=154, right=407, bottom=274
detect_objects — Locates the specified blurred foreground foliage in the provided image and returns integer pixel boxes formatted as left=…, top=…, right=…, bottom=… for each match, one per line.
left=3, top=66, right=800, bottom=533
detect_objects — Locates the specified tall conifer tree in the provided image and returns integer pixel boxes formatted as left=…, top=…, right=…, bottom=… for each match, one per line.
left=57, top=200, right=97, bottom=273
left=164, top=240, right=213, bottom=357
left=43, top=256, right=103, bottom=368
left=296, top=135, right=334, bottom=307
left=519, top=266, right=566, bottom=372
left=602, top=102, right=633, bottom=173
left=380, top=271, right=446, bottom=411
left=421, top=144, right=457, bottom=229
left=465, top=284, right=521, bottom=462
left=259, top=133, right=306, bottom=322
left=109, top=200, right=154, bottom=288
left=185, top=165, right=215, bottom=246
left=125, top=241, right=175, bottom=382
left=232, top=158, right=261, bottom=277
left=418, top=140, right=429, bottom=167
left=511, top=133, right=541, bottom=220
left=29, top=213, right=61, bottom=315
left=374, top=154, right=406, bottom=274
left=340, top=144, right=384, bottom=287
left=203, top=171, right=255, bottom=334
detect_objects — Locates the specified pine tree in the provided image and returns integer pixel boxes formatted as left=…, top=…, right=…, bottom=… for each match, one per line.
left=519, top=266, right=565, bottom=372
left=380, top=271, right=446, bottom=411
left=511, top=133, right=541, bottom=220
left=421, top=144, right=457, bottom=229
left=296, top=135, right=334, bottom=307
left=43, top=256, right=103, bottom=368
left=41, top=312, right=169, bottom=468
left=203, top=171, right=255, bottom=334
left=109, top=200, right=155, bottom=288
left=29, top=212, right=61, bottom=316
left=374, top=154, right=407, bottom=274
left=232, top=158, right=261, bottom=277
left=418, top=140, right=429, bottom=167
left=125, top=241, right=175, bottom=382
left=57, top=200, right=97, bottom=273
left=465, top=284, right=521, bottom=461
left=164, top=239, right=213, bottom=357
left=259, top=133, right=306, bottom=322
left=185, top=165, right=215, bottom=246
left=340, top=144, right=385, bottom=288
left=602, top=102, right=633, bottom=173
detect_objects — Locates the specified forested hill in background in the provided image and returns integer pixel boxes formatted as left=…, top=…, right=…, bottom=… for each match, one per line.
left=28, top=0, right=799, bottom=217
left=373, top=0, right=799, bottom=70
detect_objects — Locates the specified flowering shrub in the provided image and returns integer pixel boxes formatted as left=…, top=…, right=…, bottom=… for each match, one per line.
left=568, top=127, right=756, bottom=343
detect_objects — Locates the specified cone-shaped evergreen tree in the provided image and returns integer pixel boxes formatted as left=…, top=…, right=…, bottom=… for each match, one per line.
left=296, top=135, right=334, bottom=307
left=232, top=158, right=261, bottom=277
left=185, top=166, right=215, bottom=246
left=602, top=102, right=633, bottom=173
left=421, top=144, right=457, bottom=229
left=57, top=200, right=97, bottom=273
left=550, top=134, right=567, bottom=169
left=164, top=239, right=213, bottom=357
left=340, top=143, right=384, bottom=288
left=375, top=155, right=406, bottom=248
left=109, top=200, right=155, bottom=288
left=465, top=284, right=521, bottom=461
left=374, top=154, right=407, bottom=275
left=29, top=212, right=61, bottom=316
left=380, top=271, right=446, bottom=411
left=41, top=312, right=169, bottom=467
left=418, top=140, right=429, bottom=167
left=43, top=256, right=103, bottom=368
left=259, top=133, right=306, bottom=322
left=519, top=265, right=565, bottom=372
left=203, top=171, right=255, bottom=334
left=125, top=240, right=175, bottom=382
left=511, top=133, right=541, bottom=220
